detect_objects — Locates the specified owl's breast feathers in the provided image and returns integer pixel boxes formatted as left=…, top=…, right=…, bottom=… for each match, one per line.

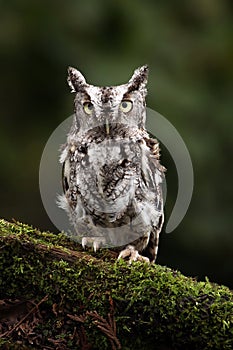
left=64, top=127, right=165, bottom=228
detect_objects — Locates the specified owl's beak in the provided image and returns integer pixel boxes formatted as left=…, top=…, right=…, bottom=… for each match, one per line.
left=105, top=119, right=110, bottom=135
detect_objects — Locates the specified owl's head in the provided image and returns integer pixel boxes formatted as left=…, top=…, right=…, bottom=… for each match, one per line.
left=67, top=65, right=149, bottom=133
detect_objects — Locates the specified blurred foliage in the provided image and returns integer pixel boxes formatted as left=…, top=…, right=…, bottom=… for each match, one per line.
left=0, top=0, right=232, bottom=287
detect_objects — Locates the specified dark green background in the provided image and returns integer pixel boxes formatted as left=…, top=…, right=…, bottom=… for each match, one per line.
left=1, top=1, right=232, bottom=287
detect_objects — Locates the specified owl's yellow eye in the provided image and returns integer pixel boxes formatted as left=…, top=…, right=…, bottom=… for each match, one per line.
left=83, top=102, right=94, bottom=115
left=120, top=100, right=133, bottom=113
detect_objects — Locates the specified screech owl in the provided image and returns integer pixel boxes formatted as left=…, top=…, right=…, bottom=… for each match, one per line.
left=58, top=65, right=165, bottom=263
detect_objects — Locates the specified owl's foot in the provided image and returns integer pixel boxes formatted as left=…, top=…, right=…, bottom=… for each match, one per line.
left=117, top=245, right=150, bottom=264
left=82, top=237, right=106, bottom=252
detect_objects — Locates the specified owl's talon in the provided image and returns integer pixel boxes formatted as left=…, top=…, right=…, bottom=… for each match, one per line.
left=118, top=245, right=150, bottom=264
left=82, top=237, right=88, bottom=249
left=93, top=240, right=100, bottom=252
left=137, top=255, right=150, bottom=263
left=81, top=236, right=106, bottom=251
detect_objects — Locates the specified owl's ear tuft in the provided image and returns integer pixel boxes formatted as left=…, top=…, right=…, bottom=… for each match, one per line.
left=67, top=67, right=87, bottom=93
left=127, top=65, right=149, bottom=94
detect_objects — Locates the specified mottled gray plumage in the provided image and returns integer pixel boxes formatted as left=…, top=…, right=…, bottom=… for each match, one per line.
left=59, top=65, right=165, bottom=263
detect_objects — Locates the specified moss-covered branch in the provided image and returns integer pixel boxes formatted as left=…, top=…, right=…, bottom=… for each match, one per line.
left=0, top=219, right=232, bottom=350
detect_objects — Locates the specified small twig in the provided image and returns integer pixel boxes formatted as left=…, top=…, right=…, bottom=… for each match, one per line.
left=67, top=313, right=86, bottom=323
left=78, top=325, right=92, bottom=350
left=87, top=311, right=121, bottom=350
left=0, top=295, right=48, bottom=338
left=67, top=314, right=91, bottom=350
left=67, top=299, right=121, bottom=350
left=109, top=296, right=116, bottom=334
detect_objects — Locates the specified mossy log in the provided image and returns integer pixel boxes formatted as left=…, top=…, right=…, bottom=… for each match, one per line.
left=0, top=219, right=232, bottom=350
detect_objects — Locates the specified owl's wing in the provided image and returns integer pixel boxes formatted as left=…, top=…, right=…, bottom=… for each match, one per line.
left=139, top=136, right=165, bottom=261
left=144, top=136, right=166, bottom=173
left=61, top=156, right=79, bottom=210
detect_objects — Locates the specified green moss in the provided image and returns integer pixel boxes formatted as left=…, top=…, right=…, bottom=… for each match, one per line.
left=0, top=219, right=233, bottom=349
